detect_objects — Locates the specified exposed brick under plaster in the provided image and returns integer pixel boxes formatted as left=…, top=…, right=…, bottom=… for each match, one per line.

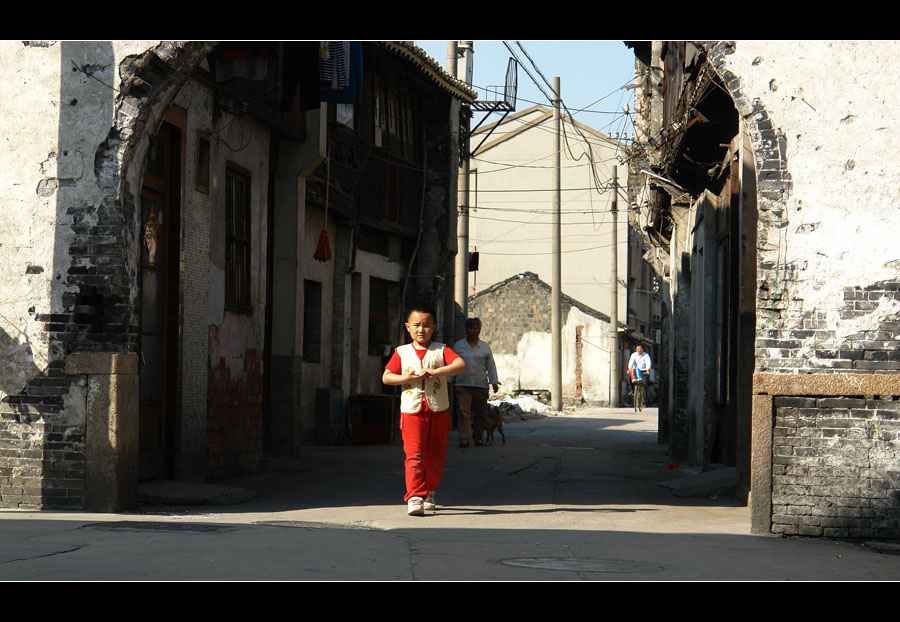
left=207, top=350, right=264, bottom=482
left=704, top=43, right=900, bottom=538
left=1, top=42, right=214, bottom=509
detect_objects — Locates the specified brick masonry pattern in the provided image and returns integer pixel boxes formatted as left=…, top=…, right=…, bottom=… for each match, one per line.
left=772, top=395, right=900, bottom=539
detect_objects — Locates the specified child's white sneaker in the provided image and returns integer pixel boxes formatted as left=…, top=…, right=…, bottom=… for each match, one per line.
left=423, top=492, right=436, bottom=511
left=407, top=496, right=425, bottom=516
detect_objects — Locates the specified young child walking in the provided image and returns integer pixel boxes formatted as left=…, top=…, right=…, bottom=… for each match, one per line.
left=383, top=303, right=467, bottom=516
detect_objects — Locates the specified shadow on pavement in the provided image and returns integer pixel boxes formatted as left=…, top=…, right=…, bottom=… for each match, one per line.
left=1, top=515, right=897, bottom=581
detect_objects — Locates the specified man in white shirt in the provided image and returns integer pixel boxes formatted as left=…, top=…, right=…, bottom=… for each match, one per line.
left=453, top=318, right=499, bottom=447
left=627, top=344, right=652, bottom=381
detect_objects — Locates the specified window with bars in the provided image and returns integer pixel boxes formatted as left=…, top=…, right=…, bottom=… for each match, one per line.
left=225, top=165, right=252, bottom=313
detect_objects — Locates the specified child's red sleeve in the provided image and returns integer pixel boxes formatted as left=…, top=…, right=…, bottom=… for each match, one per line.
left=384, top=349, right=402, bottom=374
left=443, top=347, right=459, bottom=365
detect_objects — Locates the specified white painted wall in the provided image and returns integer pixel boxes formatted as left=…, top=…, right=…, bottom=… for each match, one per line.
left=0, top=41, right=159, bottom=396
left=492, top=306, right=612, bottom=403
left=720, top=41, right=900, bottom=359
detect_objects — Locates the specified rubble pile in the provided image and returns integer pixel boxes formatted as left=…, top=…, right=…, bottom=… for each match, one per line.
left=488, top=395, right=554, bottom=420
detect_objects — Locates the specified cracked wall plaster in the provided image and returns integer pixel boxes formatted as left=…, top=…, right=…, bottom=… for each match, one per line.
left=719, top=41, right=900, bottom=352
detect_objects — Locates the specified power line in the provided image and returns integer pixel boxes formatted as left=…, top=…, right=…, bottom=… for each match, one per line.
left=467, top=214, right=624, bottom=226
left=475, top=241, right=628, bottom=256
left=467, top=54, right=630, bottom=234
left=503, top=41, right=557, bottom=106
left=508, top=40, right=624, bottom=206
left=471, top=233, right=619, bottom=243
left=468, top=185, right=617, bottom=193
left=474, top=88, right=634, bottom=144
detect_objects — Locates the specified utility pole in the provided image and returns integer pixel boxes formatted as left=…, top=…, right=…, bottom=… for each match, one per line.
left=609, top=165, right=620, bottom=407
left=454, top=41, right=473, bottom=318
left=446, top=41, right=458, bottom=79
left=551, top=76, right=562, bottom=412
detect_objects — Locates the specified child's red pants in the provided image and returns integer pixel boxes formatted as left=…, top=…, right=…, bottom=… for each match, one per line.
left=401, top=410, right=451, bottom=502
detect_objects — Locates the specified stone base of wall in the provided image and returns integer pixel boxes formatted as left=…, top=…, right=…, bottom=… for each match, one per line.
left=67, top=353, right=139, bottom=513
left=753, top=372, right=900, bottom=539
left=0, top=353, right=138, bottom=512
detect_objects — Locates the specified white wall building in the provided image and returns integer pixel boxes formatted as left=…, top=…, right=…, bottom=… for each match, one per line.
left=465, top=105, right=629, bottom=319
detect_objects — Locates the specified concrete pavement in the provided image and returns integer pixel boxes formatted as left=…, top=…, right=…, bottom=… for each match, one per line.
left=2, top=406, right=900, bottom=580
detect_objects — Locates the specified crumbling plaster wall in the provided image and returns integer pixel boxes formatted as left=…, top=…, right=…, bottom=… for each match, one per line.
left=704, top=41, right=900, bottom=538
left=490, top=307, right=610, bottom=402
left=0, top=41, right=215, bottom=507
left=206, top=106, right=270, bottom=480
left=711, top=41, right=900, bottom=371
left=0, top=41, right=65, bottom=393
left=0, top=40, right=213, bottom=383
left=469, top=273, right=612, bottom=403
left=0, top=41, right=159, bottom=393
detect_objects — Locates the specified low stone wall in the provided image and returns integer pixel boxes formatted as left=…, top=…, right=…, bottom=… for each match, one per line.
left=772, top=395, right=900, bottom=538
left=753, top=373, right=900, bottom=539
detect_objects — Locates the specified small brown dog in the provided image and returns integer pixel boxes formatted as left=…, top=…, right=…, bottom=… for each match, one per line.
left=484, top=404, right=506, bottom=445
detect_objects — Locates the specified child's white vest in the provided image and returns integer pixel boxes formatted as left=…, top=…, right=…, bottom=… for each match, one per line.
left=397, top=343, right=449, bottom=413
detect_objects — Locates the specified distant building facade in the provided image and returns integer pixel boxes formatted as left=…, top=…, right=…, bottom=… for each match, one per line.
left=465, top=105, right=629, bottom=318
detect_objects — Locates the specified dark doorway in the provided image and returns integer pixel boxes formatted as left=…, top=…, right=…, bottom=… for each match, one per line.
left=139, top=116, right=184, bottom=480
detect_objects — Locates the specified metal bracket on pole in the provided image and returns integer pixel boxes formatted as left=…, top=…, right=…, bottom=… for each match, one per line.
left=459, top=57, right=518, bottom=160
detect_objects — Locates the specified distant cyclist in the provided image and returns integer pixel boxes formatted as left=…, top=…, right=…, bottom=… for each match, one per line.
left=627, top=344, right=652, bottom=381
left=627, top=345, right=651, bottom=412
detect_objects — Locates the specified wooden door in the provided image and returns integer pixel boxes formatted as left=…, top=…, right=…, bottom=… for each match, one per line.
left=138, top=121, right=181, bottom=480
left=139, top=188, right=167, bottom=480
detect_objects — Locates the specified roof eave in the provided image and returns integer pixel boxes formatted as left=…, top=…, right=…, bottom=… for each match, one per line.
left=381, top=41, right=478, bottom=103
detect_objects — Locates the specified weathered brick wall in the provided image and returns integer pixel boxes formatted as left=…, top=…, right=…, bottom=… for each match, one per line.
left=756, top=281, right=900, bottom=374
left=469, top=273, right=556, bottom=355
left=772, top=395, right=900, bottom=539
left=0, top=42, right=151, bottom=508
left=0, top=391, right=84, bottom=508
left=468, top=272, right=614, bottom=402
left=0, top=41, right=212, bottom=508
left=207, top=346, right=264, bottom=481
left=706, top=41, right=900, bottom=375
left=205, top=103, right=270, bottom=480
left=828, top=282, right=900, bottom=373
left=702, top=41, right=900, bottom=538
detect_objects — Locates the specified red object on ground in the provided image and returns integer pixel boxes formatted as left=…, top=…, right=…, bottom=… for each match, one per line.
left=666, top=462, right=680, bottom=469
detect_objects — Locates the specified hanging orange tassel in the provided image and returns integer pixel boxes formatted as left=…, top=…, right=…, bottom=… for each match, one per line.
left=314, top=148, right=333, bottom=262
left=314, top=229, right=332, bottom=261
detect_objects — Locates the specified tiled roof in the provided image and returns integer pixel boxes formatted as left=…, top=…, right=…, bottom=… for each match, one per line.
left=380, top=41, right=478, bottom=103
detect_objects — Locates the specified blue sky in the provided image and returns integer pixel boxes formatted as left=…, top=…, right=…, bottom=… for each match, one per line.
left=414, top=40, right=636, bottom=141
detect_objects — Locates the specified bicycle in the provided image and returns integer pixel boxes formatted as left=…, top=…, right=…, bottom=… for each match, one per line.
left=632, top=378, right=644, bottom=412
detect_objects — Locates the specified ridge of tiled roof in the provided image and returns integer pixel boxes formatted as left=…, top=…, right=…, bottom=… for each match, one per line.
left=381, top=41, right=478, bottom=102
